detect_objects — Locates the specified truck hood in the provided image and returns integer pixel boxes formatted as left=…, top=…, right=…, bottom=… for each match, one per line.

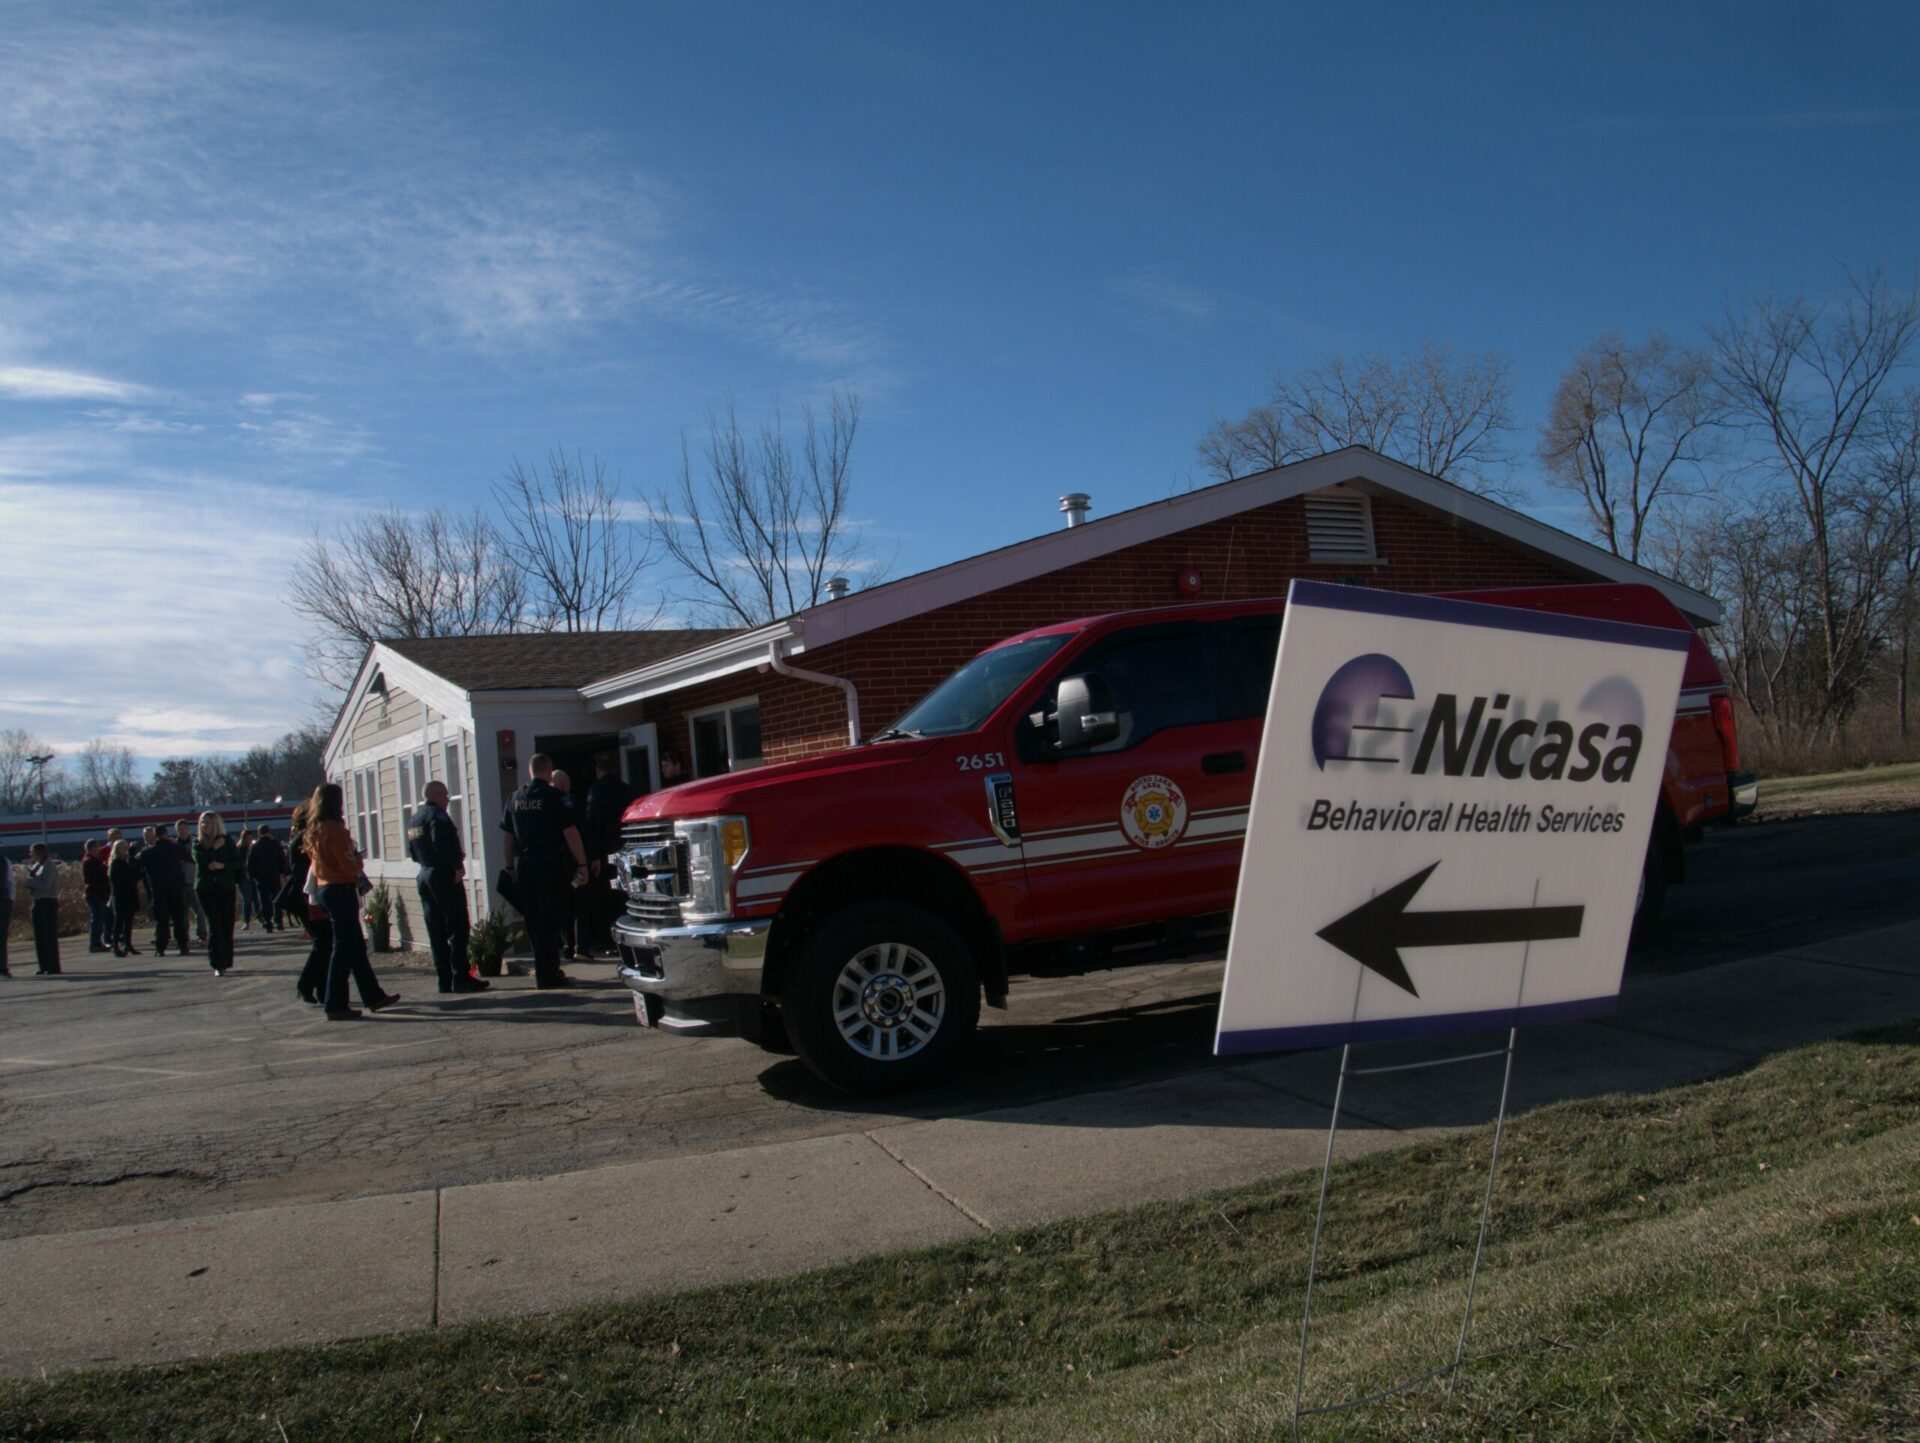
left=629, top=739, right=934, bottom=821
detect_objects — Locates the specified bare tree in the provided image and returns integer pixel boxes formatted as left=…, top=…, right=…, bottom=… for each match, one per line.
left=494, top=449, right=659, bottom=633
left=655, top=392, right=864, bottom=627
left=1875, top=387, right=1920, bottom=736
left=0, top=729, right=58, bottom=815
left=1198, top=344, right=1515, bottom=495
left=1714, top=274, right=1920, bottom=732
left=290, top=508, right=528, bottom=690
left=1540, top=334, right=1723, bottom=563
left=74, top=740, right=143, bottom=811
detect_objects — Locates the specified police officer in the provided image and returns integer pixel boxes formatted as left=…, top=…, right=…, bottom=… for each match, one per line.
left=408, top=781, right=490, bottom=994
left=498, top=753, right=589, bottom=989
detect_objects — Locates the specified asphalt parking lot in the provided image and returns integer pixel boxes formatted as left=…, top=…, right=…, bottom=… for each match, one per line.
left=4, top=807, right=1918, bottom=1244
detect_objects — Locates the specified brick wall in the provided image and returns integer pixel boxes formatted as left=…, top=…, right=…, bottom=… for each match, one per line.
left=644, top=492, right=1583, bottom=769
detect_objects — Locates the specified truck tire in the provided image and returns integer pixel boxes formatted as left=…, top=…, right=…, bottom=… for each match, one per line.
left=1631, top=837, right=1667, bottom=946
left=782, top=901, right=980, bottom=1094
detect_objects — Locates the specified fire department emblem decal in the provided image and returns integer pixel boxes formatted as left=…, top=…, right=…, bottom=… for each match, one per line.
left=1120, top=774, right=1189, bottom=851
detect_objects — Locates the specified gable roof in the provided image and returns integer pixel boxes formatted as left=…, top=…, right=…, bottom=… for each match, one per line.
left=384, top=628, right=735, bottom=692
left=583, top=447, right=1722, bottom=709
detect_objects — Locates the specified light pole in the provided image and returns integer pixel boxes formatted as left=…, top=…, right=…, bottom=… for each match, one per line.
left=26, top=753, right=54, bottom=847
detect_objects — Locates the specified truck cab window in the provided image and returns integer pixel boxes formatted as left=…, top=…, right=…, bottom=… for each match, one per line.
left=1028, top=621, right=1222, bottom=753
left=884, top=633, right=1072, bottom=739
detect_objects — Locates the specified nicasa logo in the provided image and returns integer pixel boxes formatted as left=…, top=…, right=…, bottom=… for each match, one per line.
left=1310, top=653, right=1648, bottom=783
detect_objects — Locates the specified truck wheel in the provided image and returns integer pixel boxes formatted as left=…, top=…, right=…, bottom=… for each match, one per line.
left=1631, top=839, right=1667, bottom=945
left=783, top=901, right=980, bottom=1093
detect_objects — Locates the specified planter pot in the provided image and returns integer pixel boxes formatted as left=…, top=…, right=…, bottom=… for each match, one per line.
left=369, top=924, right=392, bottom=953
left=473, top=950, right=503, bottom=978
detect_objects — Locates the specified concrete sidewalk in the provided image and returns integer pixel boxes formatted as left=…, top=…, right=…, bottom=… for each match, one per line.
left=4, top=919, right=1917, bottom=1379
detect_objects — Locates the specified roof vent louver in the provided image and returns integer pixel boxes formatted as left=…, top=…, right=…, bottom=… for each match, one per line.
left=1304, top=489, right=1377, bottom=563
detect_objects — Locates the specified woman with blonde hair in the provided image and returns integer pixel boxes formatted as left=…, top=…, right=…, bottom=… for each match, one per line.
left=193, top=812, right=242, bottom=975
left=107, top=839, right=142, bottom=958
left=307, top=782, right=399, bottom=1020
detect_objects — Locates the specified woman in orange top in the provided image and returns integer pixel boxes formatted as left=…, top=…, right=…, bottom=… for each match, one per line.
left=307, top=782, right=400, bottom=1020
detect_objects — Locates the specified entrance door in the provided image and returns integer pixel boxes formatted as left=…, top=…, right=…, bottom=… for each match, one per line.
left=531, top=732, right=620, bottom=802
left=620, top=724, right=661, bottom=795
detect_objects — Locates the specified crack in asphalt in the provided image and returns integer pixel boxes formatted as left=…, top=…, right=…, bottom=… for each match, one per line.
left=0, top=1167, right=212, bottom=1204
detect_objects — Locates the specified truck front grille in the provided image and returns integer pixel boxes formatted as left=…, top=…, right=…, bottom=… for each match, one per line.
left=625, top=895, right=684, bottom=928
left=620, top=819, right=684, bottom=928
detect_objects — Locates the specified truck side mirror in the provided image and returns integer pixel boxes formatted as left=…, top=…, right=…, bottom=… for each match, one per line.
left=1052, top=674, right=1120, bottom=751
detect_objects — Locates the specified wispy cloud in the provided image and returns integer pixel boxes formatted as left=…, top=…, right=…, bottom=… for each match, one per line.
left=0, top=455, right=350, bottom=758
left=83, top=408, right=206, bottom=436
left=236, top=409, right=379, bottom=464
left=0, top=11, right=885, bottom=370
left=1111, top=266, right=1218, bottom=324
left=0, top=365, right=152, bottom=402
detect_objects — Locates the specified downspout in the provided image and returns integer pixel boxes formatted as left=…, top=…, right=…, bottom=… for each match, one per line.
left=768, top=637, right=862, bottom=747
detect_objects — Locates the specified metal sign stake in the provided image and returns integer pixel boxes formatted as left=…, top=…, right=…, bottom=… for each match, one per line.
left=1290, top=1030, right=1520, bottom=1438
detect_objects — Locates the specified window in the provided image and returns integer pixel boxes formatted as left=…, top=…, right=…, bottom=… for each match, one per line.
left=689, top=699, right=762, bottom=779
left=443, top=741, right=465, bottom=839
left=1219, top=616, right=1283, bottom=720
left=352, top=765, right=381, bottom=859
left=1304, top=488, right=1377, bottom=562
left=397, top=749, right=426, bottom=814
left=1065, top=623, right=1221, bottom=748
left=888, top=634, right=1072, bottom=738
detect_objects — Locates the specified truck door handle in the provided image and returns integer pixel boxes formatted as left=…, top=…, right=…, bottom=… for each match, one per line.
left=1202, top=751, right=1246, bottom=775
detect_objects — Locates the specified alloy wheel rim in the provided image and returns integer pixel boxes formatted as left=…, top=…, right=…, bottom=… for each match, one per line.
left=832, top=942, right=944, bottom=1062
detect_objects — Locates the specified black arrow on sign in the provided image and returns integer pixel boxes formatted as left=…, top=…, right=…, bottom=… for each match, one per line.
left=1314, top=861, right=1585, bottom=998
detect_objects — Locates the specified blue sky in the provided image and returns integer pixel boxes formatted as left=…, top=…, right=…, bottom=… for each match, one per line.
left=3, top=0, right=1917, bottom=765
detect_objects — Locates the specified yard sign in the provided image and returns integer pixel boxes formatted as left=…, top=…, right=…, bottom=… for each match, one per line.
left=1215, top=580, right=1689, bottom=1056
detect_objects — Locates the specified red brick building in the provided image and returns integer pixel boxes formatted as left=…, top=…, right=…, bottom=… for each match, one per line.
left=584, top=447, right=1719, bottom=776
left=325, top=447, right=1720, bottom=931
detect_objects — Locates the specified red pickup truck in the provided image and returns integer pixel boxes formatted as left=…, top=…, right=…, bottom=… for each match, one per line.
left=613, top=584, right=1750, bottom=1092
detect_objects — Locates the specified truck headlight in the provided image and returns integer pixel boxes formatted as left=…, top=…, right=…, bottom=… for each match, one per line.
left=675, top=815, right=749, bottom=920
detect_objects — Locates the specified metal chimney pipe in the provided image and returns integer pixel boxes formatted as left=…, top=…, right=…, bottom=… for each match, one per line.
left=1060, top=493, right=1092, bottom=528
left=825, top=575, right=851, bottom=600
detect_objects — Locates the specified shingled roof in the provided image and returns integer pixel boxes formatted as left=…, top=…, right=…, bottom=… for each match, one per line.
left=382, top=628, right=737, bottom=692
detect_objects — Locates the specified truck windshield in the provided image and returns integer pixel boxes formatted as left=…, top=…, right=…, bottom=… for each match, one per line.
left=878, top=634, right=1072, bottom=739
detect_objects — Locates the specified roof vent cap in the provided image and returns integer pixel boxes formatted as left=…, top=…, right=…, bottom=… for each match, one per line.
left=1060, top=493, right=1092, bottom=528
left=825, top=575, right=851, bottom=600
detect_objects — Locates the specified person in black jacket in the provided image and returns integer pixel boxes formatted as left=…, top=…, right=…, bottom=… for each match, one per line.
left=246, top=826, right=288, bottom=933
left=139, top=827, right=191, bottom=956
left=499, top=754, right=588, bottom=989
left=107, top=840, right=141, bottom=957
left=407, top=781, right=489, bottom=994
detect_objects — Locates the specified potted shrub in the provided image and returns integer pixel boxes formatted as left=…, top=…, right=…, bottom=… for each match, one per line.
left=469, top=912, right=512, bottom=978
left=363, top=882, right=394, bottom=953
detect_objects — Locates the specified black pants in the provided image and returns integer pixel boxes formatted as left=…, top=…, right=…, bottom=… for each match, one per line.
left=298, top=913, right=337, bottom=998
left=111, top=890, right=138, bottom=951
left=33, top=898, right=60, bottom=973
left=320, top=883, right=382, bottom=1010
left=152, top=890, right=190, bottom=953
left=517, top=870, right=569, bottom=984
left=199, top=883, right=236, bottom=971
left=0, top=895, right=10, bottom=972
left=417, top=871, right=470, bottom=986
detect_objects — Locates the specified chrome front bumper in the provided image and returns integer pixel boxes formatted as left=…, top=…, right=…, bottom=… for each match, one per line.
left=613, top=915, right=772, bottom=1033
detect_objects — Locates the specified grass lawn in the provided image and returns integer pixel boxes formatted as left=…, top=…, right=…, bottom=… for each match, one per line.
left=3, top=1023, right=1917, bottom=1442
left=1762, top=760, right=1920, bottom=798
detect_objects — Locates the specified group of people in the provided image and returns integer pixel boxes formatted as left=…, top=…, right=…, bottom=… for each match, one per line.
left=1, top=816, right=277, bottom=978
left=3, top=750, right=632, bottom=1006
left=75, top=821, right=293, bottom=961
left=497, top=751, right=639, bottom=985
